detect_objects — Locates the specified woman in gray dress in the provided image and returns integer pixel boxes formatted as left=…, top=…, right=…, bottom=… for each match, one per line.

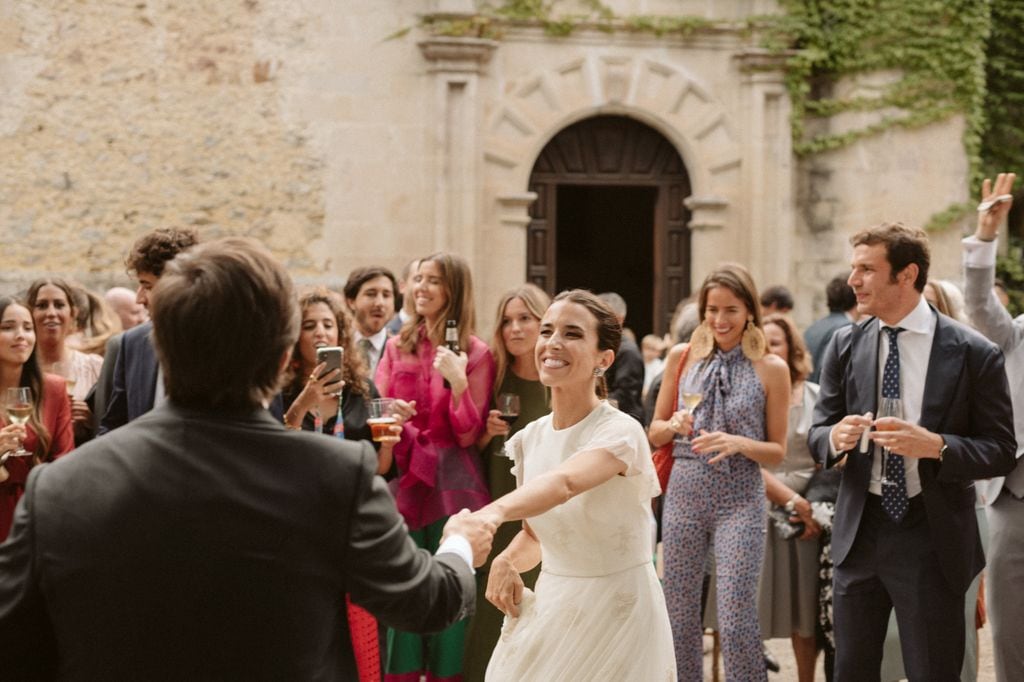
left=759, top=313, right=821, bottom=682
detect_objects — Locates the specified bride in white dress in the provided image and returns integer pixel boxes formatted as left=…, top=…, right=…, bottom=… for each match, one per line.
left=473, top=290, right=675, bottom=681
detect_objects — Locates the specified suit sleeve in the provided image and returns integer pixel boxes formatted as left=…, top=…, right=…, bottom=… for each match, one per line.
left=963, top=262, right=1024, bottom=355
left=343, top=441, right=474, bottom=632
left=937, top=342, right=1018, bottom=482
left=808, top=330, right=849, bottom=468
left=99, top=333, right=129, bottom=435
left=607, top=344, right=645, bottom=423
left=0, top=467, right=59, bottom=679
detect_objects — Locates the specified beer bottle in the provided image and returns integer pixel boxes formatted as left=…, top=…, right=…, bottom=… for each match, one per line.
left=443, top=319, right=459, bottom=389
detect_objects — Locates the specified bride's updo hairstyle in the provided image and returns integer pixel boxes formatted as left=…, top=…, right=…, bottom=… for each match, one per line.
left=551, top=289, right=621, bottom=399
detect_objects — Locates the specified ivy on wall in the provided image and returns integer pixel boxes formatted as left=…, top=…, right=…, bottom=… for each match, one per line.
left=417, top=1, right=1017, bottom=233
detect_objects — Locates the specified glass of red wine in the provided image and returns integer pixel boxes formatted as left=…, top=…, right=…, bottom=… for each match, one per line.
left=497, top=393, right=520, bottom=430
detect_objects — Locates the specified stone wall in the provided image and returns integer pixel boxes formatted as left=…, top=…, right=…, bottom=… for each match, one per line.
left=0, top=0, right=338, bottom=291
left=1, top=0, right=974, bottom=335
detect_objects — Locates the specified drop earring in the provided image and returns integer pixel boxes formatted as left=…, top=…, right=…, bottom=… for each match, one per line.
left=741, top=316, right=766, bottom=361
left=689, top=320, right=714, bottom=360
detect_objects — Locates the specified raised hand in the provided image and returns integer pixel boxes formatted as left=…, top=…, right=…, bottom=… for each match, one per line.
left=976, top=172, right=1016, bottom=241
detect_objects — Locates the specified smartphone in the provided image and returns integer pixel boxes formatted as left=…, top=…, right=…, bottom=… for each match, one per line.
left=316, top=346, right=343, bottom=382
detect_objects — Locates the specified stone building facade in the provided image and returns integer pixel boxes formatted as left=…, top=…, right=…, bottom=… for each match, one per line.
left=0, top=0, right=971, bottom=335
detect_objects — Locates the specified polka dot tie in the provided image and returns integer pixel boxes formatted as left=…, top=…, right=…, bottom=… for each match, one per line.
left=881, top=326, right=908, bottom=522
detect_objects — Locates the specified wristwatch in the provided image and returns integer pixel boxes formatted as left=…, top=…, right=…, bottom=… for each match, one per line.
left=938, top=439, right=948, bottom=462
left=784, top=494, right=800, bottom=514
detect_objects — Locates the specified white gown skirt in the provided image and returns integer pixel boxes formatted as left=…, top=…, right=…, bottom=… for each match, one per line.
left=485, top=562, right=676, bottom=681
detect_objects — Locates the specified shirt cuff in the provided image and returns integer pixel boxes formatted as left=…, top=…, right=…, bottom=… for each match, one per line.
left=436, top=534, right=475, bottom=574
left=828, top=426, right=842, bottom=460
left=962, top=235, right=998, bottom=268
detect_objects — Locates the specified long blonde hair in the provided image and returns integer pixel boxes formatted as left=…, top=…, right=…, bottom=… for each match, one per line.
left=489, top=284, right=551, bottom=394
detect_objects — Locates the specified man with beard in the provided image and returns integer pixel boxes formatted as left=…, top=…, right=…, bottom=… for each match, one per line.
left=344, top=266, right=398, bottom=377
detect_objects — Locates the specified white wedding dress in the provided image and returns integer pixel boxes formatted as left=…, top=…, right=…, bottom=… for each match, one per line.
left=485, top=401, right=676, bottom=681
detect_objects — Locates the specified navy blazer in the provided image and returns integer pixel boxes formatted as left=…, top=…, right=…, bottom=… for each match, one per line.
left=99, top=322, right=283, bottom=434
left=808, top=309, right=1017, bottom=593
left=100, top=321, right=158, bottom=434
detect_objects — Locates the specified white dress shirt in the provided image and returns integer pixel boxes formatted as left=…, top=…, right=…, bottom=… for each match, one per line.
left=868, top=295, right=935, bottom=497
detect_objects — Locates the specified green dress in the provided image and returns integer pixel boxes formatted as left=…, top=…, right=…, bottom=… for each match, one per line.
left=462, top=370, right=549, bottom=682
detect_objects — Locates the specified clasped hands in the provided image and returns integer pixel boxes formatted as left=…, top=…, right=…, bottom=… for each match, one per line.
left=441, top=508, right=498, bottom=568
left=667, top=411, right=747, bottom=464
left=830, top=413, right=943, bottom=459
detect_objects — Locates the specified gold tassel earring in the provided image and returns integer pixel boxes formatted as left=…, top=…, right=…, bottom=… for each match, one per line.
left=741, top=316, right=766, bottom=361
left=689, top=320, right=714, bottom=360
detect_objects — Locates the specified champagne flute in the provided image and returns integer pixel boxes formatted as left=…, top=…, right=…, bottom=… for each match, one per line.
left=877, top=397, right=903, bottom=486
left=497, top=393, right=520, bottom=429
left=4, top=387, right=34, bottom=458
left=677, top=361, right=707, bottom=444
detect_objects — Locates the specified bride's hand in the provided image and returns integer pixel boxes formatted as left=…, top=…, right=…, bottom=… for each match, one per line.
left=486, top=554, right=524, bottom=618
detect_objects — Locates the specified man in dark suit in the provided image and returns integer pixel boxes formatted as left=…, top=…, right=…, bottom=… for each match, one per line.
left=597, top=292, right=645, bottom=424
left=0, top=238, right=494, bottom=680
left=808, top=223, right=1017, bottom=680
left=97, top=227, right=198, bottom=433
left=803, top=274, right=857, bottom=383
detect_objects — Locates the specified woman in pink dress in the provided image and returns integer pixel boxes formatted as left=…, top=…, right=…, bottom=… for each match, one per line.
left=0, top=296, right=75, bottom=540
left=374, top=253, right=496, bottom=682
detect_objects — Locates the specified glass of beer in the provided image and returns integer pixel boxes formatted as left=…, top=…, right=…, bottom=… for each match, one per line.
left=368, top=398, right=400, bottom=443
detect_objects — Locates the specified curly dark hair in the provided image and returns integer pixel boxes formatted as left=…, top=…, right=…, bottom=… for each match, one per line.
left=125, top=228, right=199, bottom=277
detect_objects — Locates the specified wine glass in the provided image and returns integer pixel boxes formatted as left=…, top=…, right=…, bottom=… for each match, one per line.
left=677, top=361, right=708, bottom=444
left=877, top=397, right=903, bottom=487
left=3, top=387, right=34, bottom=458
left=497, top=393, right=520, bottom=430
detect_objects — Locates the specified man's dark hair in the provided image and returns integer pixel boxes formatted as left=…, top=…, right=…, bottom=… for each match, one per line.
left=760, top=285, right=794, bottom=311
left=151, top=237, right=298, bottom=410
left=126, top=228, right=199, bottom=277
left=343, top=266, right=398, bottom=302
left=825, top=274, right=857, bottom=312
left=850, top=222, right=930, bottom=292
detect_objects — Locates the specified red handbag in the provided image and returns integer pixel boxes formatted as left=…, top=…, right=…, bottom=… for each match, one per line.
left=652, top=343, right=690, bottom=494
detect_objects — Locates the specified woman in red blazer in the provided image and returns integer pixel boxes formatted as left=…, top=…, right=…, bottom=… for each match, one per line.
left=0, top=296, right=74, bottom=540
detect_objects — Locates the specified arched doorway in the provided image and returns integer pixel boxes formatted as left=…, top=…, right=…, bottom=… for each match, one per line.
left=526, top=115, right=692, bottom=338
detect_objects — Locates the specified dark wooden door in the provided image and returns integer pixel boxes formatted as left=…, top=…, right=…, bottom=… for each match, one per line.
left=527, top=115, right=691, bottom=337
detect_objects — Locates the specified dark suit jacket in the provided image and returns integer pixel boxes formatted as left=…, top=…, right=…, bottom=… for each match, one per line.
left=99, top=323, right=283, bottom=434
left=98, top=321, right=157, bottom=434
left=0, top=402, right=475, bottom=681
left=803, top=311, right=851, bottom=383
left=808, top=311, right=1017, bottom=593
left=607, top=336, right=645, bottom=424
left=86, top=333, right=123, bottom=428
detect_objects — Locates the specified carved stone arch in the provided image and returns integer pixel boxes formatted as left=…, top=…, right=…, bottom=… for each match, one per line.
left=485, top=54, right=742, bottom=234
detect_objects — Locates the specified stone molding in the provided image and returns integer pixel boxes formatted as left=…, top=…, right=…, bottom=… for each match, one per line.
left=418, top=37, right=499, bottom=74
left=482, top=53, right=742, bottom=231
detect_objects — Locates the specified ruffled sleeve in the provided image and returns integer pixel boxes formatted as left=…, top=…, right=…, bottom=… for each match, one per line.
left=504, top=430, right=526, bottom=488
left=578, top=405, right=661, bottom=501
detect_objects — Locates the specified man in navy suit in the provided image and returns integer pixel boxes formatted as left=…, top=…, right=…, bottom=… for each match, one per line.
left=98, top=228, right=199, bottom=434
left=808, top=222, right=1017, bottom=680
